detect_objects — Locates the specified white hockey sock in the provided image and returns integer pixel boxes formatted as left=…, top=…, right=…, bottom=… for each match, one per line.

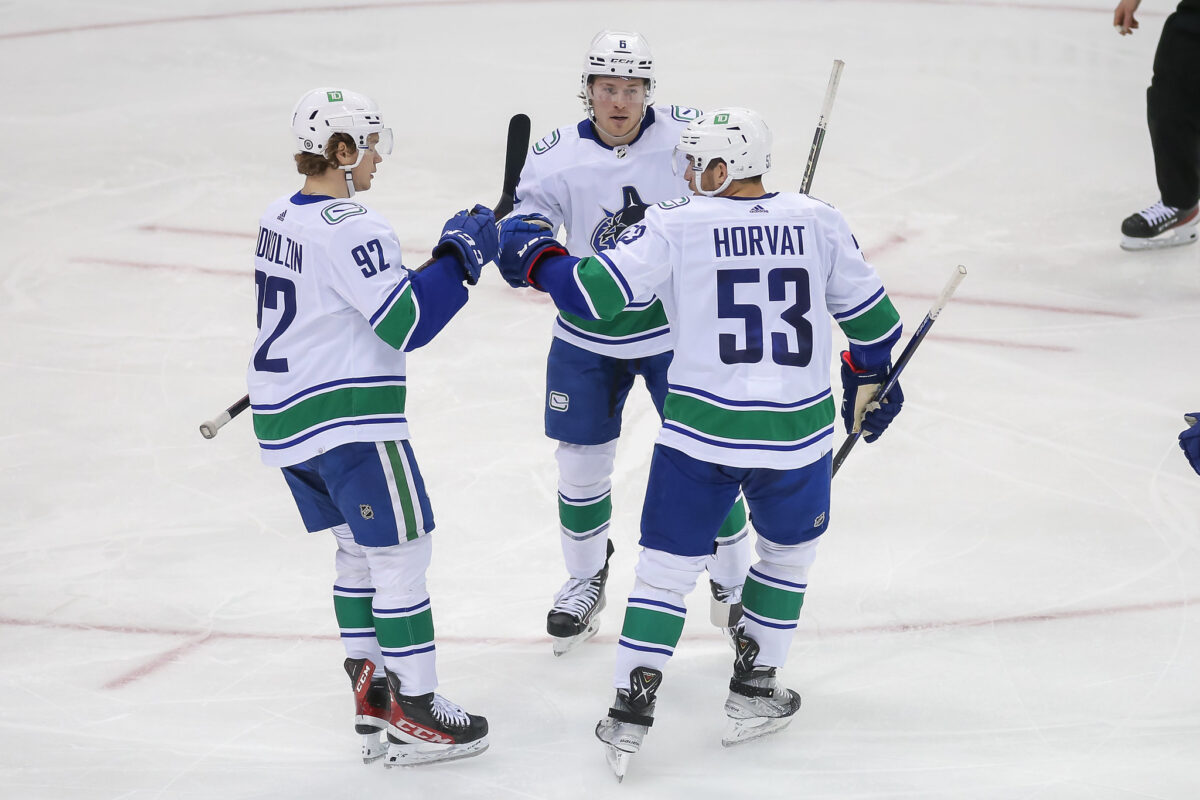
left=556, top=441, right=617, bottom=579
left=331, top=524, right=383, bottom=664
left=364, top=536, right=438, bottom=696
left=740, top=538, right=820, bottom=668
left=613, top=549, right=706, bottom=689
left=707, top=497, right=752, bottom=591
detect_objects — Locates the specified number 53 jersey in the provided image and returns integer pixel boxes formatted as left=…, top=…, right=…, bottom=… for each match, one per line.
left=576, top=192, right=902, bottom=470
left=246, top=192, right=427, bottom=467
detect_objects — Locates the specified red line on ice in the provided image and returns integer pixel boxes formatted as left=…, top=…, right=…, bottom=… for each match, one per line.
left=889, top=290, right=1137, bottom=319
left=2, top=593, right=1194, bottom=687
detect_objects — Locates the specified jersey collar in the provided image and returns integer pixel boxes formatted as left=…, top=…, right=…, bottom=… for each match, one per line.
left=578, top=106, right=657, bottom=151
left=290, top=191, right=335, bottom=205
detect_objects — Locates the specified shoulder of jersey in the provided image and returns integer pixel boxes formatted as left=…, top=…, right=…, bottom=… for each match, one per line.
left=656, top=104, right=702, bottom=127
left=530, top=122, right=578, bottom=158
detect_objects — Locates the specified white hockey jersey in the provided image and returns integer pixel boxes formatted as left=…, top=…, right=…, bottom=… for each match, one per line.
left=557, top=192, right=902, bottom=469
left=246, top=193, right=424, bottom=467
left=511, top=104, right=700, bottom=358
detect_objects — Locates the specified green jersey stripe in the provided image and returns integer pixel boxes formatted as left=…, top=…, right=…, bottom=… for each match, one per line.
left=558, top=495, right=613, bottom=535
left=333, top=594, right=374, bottom=630
left=621, top=605, right=687, bottom=648
left=663, top=392, right=836, bottom=444
left=373, top=285, right=418, bottom=349
left=838, top=295, right=902, bottom=345
left=743, top=575, right=806, bottom=622
left=373, top=607, right=434, bottom=648
left=253, top=384, right=407, bottom=442
left=383, top=441, right=419, bottom=540
left=576, top=256, right=630, bottom=319
left=559, top=300, right=669, bottom=338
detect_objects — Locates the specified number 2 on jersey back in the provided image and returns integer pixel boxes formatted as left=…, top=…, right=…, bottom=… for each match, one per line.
left=254, top=269, right=297, bottom=373
left=716, top=267, right=813, bottom=367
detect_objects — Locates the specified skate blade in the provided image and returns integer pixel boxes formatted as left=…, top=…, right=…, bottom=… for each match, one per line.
left=1121, top=227, right=1198, bottom=251
left=604, top=744, right=630, bottom=782
left=721, top=715, right=795, bottom=747
left=384, top=736, right=489, bottom=767
left=361, top=733, right=388, bottom=764
left=551, top=618, right=601, bottom=656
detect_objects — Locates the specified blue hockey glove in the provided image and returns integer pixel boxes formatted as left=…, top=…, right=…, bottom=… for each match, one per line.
left=433, top=204, right=498, bottom=285
left=840, top=351, right=903, bottom=443
left=1180, top=413, right=1200, bottom=476
left=497, top=214, right=566, bottom=289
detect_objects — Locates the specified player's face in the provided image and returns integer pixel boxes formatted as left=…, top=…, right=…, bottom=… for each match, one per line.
left=350, top=133, right=384, bottom=192
left=589, top=76, right=646, bottom=139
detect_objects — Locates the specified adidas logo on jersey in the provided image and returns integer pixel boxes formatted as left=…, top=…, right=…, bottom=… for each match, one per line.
left=277, top=209, right=288, bottom=221
left=749, top=204, right=769, bottom=214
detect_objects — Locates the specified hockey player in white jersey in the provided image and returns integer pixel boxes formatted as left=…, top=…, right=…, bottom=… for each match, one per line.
left=507, top=30, right=753, bottom=657
left=247, top=88, right=496, bottom=767
left=497, top=108, right=905, bottom=779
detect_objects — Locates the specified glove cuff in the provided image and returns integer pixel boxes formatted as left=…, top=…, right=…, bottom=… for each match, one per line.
left=526, top=244, right=568, bottom=291
left=432, top=239, right=478, bottom=284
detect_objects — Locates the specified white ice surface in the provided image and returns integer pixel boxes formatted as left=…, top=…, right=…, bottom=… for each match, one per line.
left=2, top=1, right=1198, bottom=798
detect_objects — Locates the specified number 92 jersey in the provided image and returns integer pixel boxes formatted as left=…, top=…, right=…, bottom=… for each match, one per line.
left=582, top=192, right=902, bottom=469
left=246, top=192, right=423, bottom=467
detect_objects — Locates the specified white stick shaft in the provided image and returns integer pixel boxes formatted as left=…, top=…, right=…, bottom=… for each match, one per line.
left=817, top=59, right=845, bottom=129
left=929, top=264, right=968, bottom=321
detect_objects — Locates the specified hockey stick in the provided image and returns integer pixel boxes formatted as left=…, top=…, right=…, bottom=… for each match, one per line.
left=197, top=113, right=532, bottom=440
left=831, top=264, right=967, bottom=477
left=199, top=395, right=251, bottom=440
left=800, top=59, right=844, bottom=196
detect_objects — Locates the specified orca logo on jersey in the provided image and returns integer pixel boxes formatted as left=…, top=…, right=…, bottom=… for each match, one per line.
left=360, top=504, right=375, bottom=520
left=591, top=185, right=649, bottom=252
left=548, top=391, right=569, bottom=412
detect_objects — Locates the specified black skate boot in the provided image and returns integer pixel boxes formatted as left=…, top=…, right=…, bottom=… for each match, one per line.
left=594, top=666, right=662, bottom=782
left=383, top=670, right=489, bottom=766
left=547, top=539, right=614, bottom=656
left=344, top=657, right=390, bottom=763
left=722, top=633, right=801, bottom=747
left=1120, top=201, right=1199, bottom=250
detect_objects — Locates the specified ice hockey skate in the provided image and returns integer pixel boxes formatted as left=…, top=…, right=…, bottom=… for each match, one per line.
left=547, top=540, right=614, bottom=656
left=1120, top=201, right=1199, bottom=250
left=383, top=671, right=489, bottom=767
left=722, top=633, right=801, bottom=747
left=344, top=657, right=390, bottom=763
left=595, top=667, right=662, bottom=782
left=709, top=578, right=745, bottom=649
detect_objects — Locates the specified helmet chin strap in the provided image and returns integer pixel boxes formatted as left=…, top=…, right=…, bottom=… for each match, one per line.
left=692, top=163, right=733, bottom=197
left=340, top=147, right=367, bottom=198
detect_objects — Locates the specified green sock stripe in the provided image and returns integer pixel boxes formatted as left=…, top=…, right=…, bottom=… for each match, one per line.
left=620, top=605, right=686, bottom=648
left=717, top=496, right=748, bottom=540
left=382, top=441, right=418, bottom=540
left=374, top=608, right=434, bottom=649
left=333, top=594, right=374, bottom=630
left=558, top=494, right=612, bottom=534
left=742, top=576, right=805, bottom=622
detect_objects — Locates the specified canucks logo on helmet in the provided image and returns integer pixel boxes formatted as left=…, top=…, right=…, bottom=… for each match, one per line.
left=590, top=185, right=649, bottom=252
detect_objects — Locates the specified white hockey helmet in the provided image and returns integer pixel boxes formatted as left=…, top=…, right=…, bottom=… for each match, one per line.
left=291, top=87, right=393, bottom=164
left=580, top=30, right=655, bottom=117
left=675, top=107, right=773, bottom=196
